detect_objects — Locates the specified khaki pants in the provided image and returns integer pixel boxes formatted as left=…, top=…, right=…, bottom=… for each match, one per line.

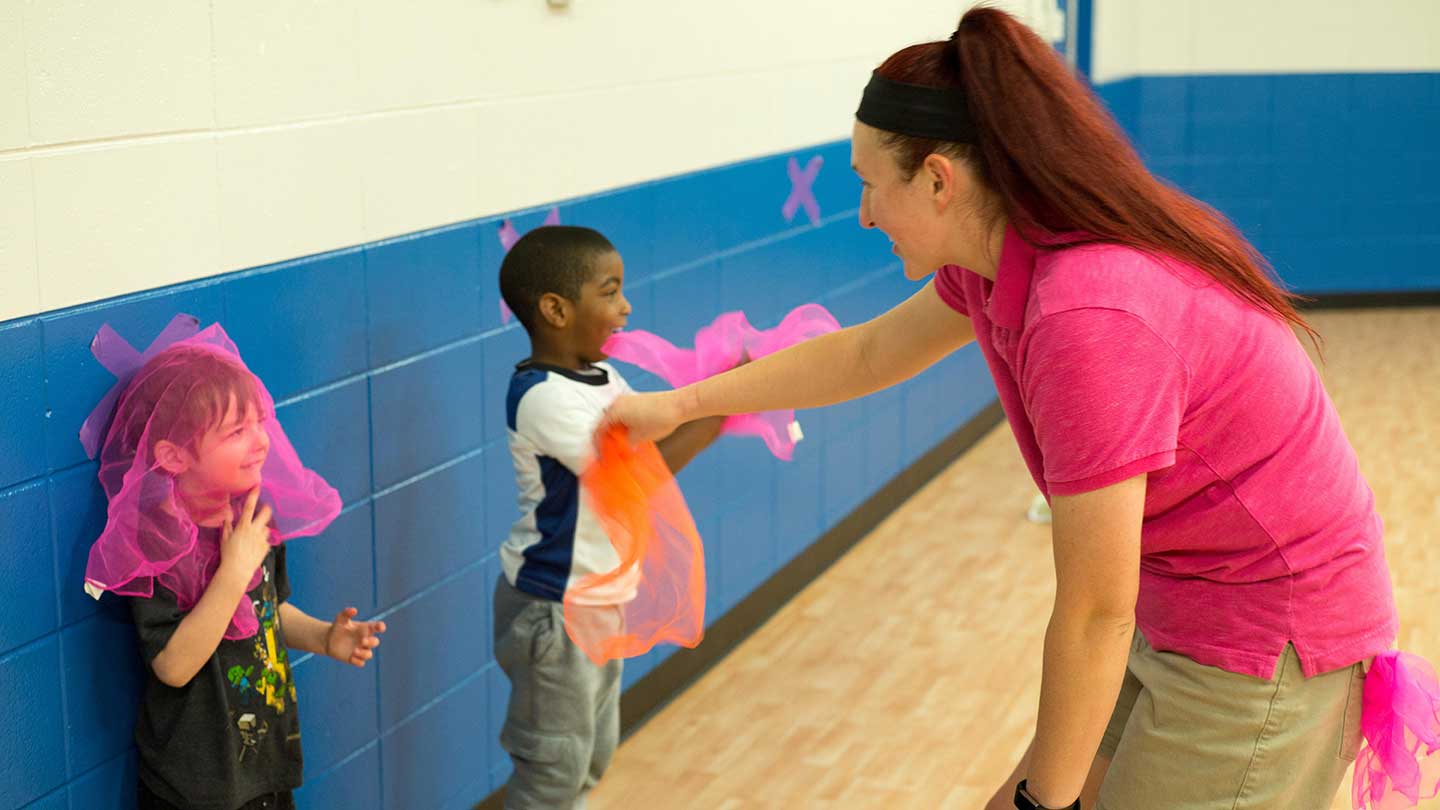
left=1096, top=632, right=1366, bottom=810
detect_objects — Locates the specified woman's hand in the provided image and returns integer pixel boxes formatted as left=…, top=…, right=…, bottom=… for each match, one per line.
left=604, top=390, right=689, bottom=444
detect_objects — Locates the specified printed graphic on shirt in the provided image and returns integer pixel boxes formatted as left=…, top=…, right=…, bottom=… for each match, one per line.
left=224, top=563, right=295, bottom=763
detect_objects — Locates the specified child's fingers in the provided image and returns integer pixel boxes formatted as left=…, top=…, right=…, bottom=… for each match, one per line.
left=241, top=487, right=260, bottom=523
left=222, top=515, right=234, bottom=540
left=253, top=503, right=274, bottom=531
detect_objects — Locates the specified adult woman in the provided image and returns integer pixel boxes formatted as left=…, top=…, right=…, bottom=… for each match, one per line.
left=608, top=8, right=1395, bottom=810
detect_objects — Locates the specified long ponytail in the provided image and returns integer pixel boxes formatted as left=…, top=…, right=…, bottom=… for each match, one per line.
left=874, top=7, right=1319, bottom=346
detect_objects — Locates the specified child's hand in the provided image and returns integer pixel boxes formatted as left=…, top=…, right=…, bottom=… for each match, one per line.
left=219, top=487, right=273, bottom=584
left=325, top=607, right=386, bottom=667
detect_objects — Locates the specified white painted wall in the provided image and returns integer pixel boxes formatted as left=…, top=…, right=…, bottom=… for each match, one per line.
left=0, top=0, right=1068, bottom=322
left=1093, top=0, right=1440, bottom=84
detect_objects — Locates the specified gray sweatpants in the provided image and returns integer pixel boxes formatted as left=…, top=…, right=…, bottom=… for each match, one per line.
left=493, top=575, right=622, bottom=810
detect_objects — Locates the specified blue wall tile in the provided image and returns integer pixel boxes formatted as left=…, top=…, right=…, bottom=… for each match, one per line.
left=0, top=482, right=55, bottom=655
left=1098, top=77, right=1139, bottom=130
left=864, top=388, right=904, bottom=491
left=295, top=744, right=381, bottom=810
left=1189, top=74, right=1272, bottom=120
left=61, top=607, right=144, bottom=777
left=719, top=483, right=775, bottom=605
left=440, top=772, right=494, bottom=810
left=0, top=639, right=66, bottom=808
left=370, top=341, right=485, bottom=490
left=223, top=250, right=368, bottom=403
left=649, top=262, right=721, bottom=346
left=1137, top=75, right=1188, bottom=117
left=366, top=224, right=483, bottom=368
left=381, top=673, right=488, bottom=810
left=709, top=158, right=795, bottom=252
left=0, top=320, right=45, bottom=490
left=479, top=326, right=529, bottom=445
left=374, top=454, right=486, bottom=606
left=774, top=453, right=821, bottom=566
left=376, top=565, right=489, bottom=732
left=65, top=749, right=137, bottom=810
left=716, top=438, right=775, bottom=506
left=650, top=177, right=719, bottom=275
left=1135, top=114, right=1187, bottom=160
left=291, top=653, right=379, bottom=777
left=720, top=243, right=789, bottom=328
left=821, top=431, right=865, bottom=527
left=273, top=378, right=372, bottom=506
left=284, top=502, right=377, bottom=619
left=1107, top=72, right=1439, bottom=294
left=23, top=791, right=67, bottom=810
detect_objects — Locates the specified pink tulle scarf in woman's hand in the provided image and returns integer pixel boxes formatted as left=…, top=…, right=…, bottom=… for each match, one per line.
left=1354, top=650, right=1440, bottom=809
left=601, top=303, right=841, bottom=461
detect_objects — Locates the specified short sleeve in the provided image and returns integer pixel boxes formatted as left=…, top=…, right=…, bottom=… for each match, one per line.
left=515, top=385, right=602, bottom=475
left=1020, top=308, right=1189, bottom=495
left=932, top=266, right=971, bottom=316
left=273, top=545, right=290, bottom=605
left=130, top=585, right=185, bottom=664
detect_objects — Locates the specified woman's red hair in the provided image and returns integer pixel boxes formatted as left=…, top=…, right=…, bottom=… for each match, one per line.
left=875, top=7, right=1318, bottom=345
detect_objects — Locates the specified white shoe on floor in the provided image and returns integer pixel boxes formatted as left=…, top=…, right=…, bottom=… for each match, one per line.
left=1026, top=493, right=1052, bottom=524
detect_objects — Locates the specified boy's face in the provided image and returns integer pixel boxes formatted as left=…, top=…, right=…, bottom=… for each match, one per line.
left=183, top=395, right=271, bottom=496
left=571, top=250, right=631, bottom=364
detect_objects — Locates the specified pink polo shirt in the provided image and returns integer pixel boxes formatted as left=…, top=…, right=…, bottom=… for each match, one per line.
left=935, top=226, right=1396, bottom=678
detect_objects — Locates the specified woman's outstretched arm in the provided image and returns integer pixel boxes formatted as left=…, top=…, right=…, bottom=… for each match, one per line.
left=606, top=279, right=975, bottom=441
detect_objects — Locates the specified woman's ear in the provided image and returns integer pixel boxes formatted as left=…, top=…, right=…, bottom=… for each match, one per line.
left=922, top=152, right=957, bottom=207
left=153, top=440, right=191, bottom=475
left=538, top=292, right=570, bottom=329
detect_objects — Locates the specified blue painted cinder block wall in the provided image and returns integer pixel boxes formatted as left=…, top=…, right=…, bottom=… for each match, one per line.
left=0, top=139, right=997, bottom=810
left=1098, top=72, right=1440, bottom=294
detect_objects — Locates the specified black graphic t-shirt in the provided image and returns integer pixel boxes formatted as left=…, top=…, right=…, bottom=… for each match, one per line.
left=130, top=540, right=303, bottom=810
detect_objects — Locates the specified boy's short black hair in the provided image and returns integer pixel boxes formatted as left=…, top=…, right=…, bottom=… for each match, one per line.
left=499, top=225, right=617, bottom=333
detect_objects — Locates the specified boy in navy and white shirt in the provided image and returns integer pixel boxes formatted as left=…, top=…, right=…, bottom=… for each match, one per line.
left=493, top=225, right=725, bottom=810
left=502, top=359, right=638, bottom=606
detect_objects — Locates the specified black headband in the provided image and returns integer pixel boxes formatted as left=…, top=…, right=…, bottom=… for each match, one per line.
left=855, top=71, right=976, bottom=143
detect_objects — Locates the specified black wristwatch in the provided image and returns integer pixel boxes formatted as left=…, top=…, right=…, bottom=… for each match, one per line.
left=1014, top=780, right=1081, bottom=810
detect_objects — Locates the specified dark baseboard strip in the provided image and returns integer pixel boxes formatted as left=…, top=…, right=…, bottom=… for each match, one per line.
left=1302, top=291, right=1440, bottom=310
left=474, top=400, right=1005, bottom=810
